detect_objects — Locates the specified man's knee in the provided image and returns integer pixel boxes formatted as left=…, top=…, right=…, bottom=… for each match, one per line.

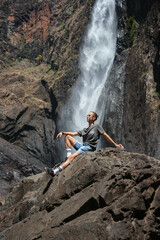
left=65, top=135, right=72, bottom=141
left=67, top=152, right=78, bottom=162
left=62, top=152, right=79, bottom=169
left=65, top=135, right=76, bottom=146
left=65, top=135, right=69, bottom=140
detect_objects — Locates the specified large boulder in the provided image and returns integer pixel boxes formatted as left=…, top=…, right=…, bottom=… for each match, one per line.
left=0, top=148, right=160, bottom=239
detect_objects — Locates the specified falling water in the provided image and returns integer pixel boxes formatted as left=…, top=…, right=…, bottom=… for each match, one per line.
left=57, top=0, right=117, bottom=142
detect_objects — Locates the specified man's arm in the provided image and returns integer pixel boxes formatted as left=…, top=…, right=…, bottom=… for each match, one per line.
left=102, top=132, right=124, bottom=149
left=56, top=131, right=79, bottom=139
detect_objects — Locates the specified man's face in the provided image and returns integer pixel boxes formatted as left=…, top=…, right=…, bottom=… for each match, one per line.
left=87, top=112, right=94, bottom=122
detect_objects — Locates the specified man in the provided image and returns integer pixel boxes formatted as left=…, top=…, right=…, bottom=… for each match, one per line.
left=45, top=111, right=124, bottom=177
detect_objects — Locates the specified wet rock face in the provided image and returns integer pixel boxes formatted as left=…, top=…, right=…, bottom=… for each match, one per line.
left=0, top=149, right=160, bottom=239
left=123, top=0, right=160, bottom=159
left=101, top=0, right=159, bottom=159
left=126, top=0, right=158, bottom=21
left=101, top=0, right=128, bottom=148
left=104, top=0, right=160, bottom=161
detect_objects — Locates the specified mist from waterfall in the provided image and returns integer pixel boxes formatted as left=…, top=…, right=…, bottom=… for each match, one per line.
left=57, top=0, right=117, bottom=143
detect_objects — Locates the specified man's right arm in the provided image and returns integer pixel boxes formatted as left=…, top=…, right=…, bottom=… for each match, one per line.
left=56, top=131, right=79, bottom=139
left=102, top=132, right=124, bottom=149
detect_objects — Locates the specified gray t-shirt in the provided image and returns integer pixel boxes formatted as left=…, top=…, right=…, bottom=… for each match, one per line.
left=78, top=124, right=105, bottom=150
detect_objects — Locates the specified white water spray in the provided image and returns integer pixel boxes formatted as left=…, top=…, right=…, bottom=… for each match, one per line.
left=58, top=0, right=117, bottom=136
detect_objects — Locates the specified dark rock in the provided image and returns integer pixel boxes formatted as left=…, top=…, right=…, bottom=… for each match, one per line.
left=0, top=137, right=46, bottom=204
left=123, top=0, right=160, bottom=159
left=126, top=0, right=157, bottom=21
left=101, top=0, right=129, bottom=149
left=0, top=62, right=56, bottom=165
left=0, top=148, right=160, bottom=239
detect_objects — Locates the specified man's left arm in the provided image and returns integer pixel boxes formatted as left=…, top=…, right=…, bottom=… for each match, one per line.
left=102, top=132, right=124, bottom=149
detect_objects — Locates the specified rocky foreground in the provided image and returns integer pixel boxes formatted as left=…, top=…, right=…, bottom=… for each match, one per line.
left=0, top=148, right=160, bottom=240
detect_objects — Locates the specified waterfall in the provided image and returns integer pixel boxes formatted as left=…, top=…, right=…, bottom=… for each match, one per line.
left=57, top=0, right=117, bottom=147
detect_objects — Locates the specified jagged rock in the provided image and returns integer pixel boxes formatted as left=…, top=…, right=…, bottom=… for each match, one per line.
left=0, top=148, right=160, bottom=239
left=0, top=61, right=56, bottom=165
left=0, top=137, right=46, bottom=204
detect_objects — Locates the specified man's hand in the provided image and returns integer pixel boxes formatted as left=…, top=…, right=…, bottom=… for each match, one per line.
left=115, top=144, right=124, bottom=149
left=56, top=132, right=63, bottom=140
left=103, top=133, right=125, bottom=150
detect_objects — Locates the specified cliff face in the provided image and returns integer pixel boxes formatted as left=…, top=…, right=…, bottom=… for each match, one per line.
left=101, top=0, right=160, bottom=159
left=123, top=0, right=160, bottom=159
left=0, top=149, right=160, bottom=239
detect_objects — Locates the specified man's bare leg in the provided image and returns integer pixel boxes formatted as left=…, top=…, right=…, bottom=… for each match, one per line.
left=65, top=135, right=76, bottom=158
left=45, top=135, right=78, bottom=177
left=44, top=152, right=79, bottom=177
left=61, top=152, right=79, bottom=169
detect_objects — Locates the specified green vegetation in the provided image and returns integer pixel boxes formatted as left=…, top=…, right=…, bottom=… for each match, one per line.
left=88, top=0, right=93, bottom=7
left=22, top=67, right=35, bottom=73
left=11, top=60, right=20, bottom=66
left=153, top=92, right=160, bottom=98
left=20, top=36, right=26, bottom=45
left=126, top=16, right=138, bottom=47
left=19, top=36, right=27, bottom=50
left=151, top=102, right=159, bottom=111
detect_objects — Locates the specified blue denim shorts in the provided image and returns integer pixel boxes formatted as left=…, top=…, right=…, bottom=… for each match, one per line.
left=73, top=141, right=94, bottom=155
